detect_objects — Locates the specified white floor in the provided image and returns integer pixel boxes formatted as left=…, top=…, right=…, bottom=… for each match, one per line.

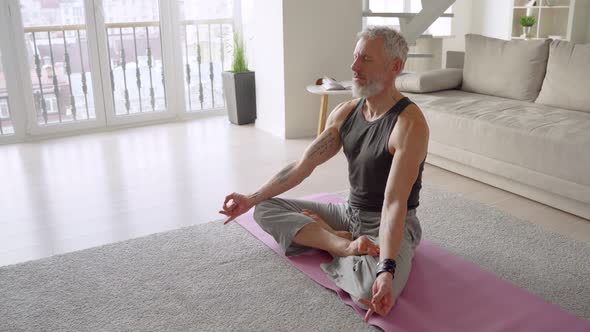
left=1, top=116, right=589, bottom=267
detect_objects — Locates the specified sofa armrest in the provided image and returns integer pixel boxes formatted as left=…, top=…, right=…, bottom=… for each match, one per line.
left=396, top=68, right=463, bottom=93
left=446, top=51, right=465, bottom=69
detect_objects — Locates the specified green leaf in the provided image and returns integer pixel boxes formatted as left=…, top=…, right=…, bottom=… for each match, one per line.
left=231, top=31, right=249, bottom=73
left=519, top=15, right=536, bottom=27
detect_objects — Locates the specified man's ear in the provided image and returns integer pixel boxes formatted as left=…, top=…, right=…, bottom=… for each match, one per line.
left=390, top=57, right=403, bottom=75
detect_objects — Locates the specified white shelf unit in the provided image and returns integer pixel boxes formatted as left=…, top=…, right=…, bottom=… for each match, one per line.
left=511, top=0, right=590, bottom=42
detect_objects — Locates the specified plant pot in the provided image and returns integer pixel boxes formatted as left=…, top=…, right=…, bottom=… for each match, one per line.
left=522, top=26, right=532, bottom=38
left=222, top=71, right=256, bottom=125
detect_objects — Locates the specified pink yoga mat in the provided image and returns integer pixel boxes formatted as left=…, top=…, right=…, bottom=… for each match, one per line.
left=236, top=193, right=589, bottom=332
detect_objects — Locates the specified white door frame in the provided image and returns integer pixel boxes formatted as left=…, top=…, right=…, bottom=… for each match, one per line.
left=9, top=0, right=108, bottom=137
left=0, top=0, right=27, bottom=143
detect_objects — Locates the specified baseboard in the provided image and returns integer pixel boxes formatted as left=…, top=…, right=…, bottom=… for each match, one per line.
left=1, top=109, right=227, bottom=145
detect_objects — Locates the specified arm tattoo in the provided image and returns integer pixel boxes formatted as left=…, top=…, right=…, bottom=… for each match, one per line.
left=307, top=130, right=338, bottom=160
left=248, top=191, right=262, bottom=201
left=272, top=162, right=297, bottom=185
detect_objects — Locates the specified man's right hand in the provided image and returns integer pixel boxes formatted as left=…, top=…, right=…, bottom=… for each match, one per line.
left=219, top=193, right=255, bottom=225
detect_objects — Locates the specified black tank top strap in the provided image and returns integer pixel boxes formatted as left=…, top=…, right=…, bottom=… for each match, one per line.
left=388, top=97, right=412, bottom=116
left=339, top=98, right=365, bottom=139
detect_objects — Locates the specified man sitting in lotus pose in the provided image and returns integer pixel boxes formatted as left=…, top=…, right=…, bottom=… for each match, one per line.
left=219, top=26, right=428, bottom=321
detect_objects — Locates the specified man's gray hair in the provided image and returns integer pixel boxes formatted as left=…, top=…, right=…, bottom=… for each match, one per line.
left=357, top=26, right=409, bottom=65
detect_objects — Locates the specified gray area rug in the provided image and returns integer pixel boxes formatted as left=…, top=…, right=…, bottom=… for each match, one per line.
left=1, top=184, right=588, bottom=332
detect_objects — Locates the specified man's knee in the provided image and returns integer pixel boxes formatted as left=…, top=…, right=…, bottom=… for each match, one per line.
left=253, top=198, right=280, bottom=227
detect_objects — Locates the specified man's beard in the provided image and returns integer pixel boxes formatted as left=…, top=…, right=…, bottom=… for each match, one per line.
left=352, top=78, right=384, bottom=98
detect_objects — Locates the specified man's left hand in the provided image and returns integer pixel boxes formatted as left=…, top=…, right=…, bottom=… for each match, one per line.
left=358, top=272, right=395, bottom=322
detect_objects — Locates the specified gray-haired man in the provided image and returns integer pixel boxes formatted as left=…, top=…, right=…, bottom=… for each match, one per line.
left=220, top=26, right=428, bottom=321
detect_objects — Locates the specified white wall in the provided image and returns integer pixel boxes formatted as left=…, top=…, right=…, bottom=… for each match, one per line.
left=471, top=0, right=512, bottom=39
left=441, top=0, right=471, bottom=67
left=251, top=0, right=286, bottom=138
left=442, top=0, right=512, bottom=67
left=282, top=0, right=362, bottom=138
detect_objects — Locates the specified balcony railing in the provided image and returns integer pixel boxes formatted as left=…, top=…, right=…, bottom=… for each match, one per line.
left=25, top=25, right=94, bottom=125
left=1, top=46, right=13, bottom=136
left=181, top=18, right=234, bottom=112
left=0, top=95, right=13, bottom=136
left=22, top=18, right=233, bottom=125
left=105, top=21, right=166, bottom=115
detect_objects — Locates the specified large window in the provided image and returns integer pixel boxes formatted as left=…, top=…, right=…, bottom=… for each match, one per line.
left=20, top=0, right=96, bottom=125
left=178, top=0, right=234, bottom=112
left=103, top=0, right=166, bottom=115
left=0, top=0, right=237, bottom=142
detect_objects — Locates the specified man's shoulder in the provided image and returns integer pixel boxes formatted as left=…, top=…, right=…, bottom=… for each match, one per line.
left=327, top=98, right=362, bottom=128
left=334, top=98, right=362, bottom=118
left=388, top=102, right=429, bottom=151
left=397, top=102, right=428, bottom=132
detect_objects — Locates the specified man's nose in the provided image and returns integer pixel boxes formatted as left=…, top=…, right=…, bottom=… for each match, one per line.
left=351, top=59, right=360, bottom=72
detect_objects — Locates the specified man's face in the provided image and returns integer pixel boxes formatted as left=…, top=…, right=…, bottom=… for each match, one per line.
left=351, top=37, right=399, bottom=98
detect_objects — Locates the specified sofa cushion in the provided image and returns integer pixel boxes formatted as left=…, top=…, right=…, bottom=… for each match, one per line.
left=396, top=69, right=462, bottom=93
left=535, top=40, right=590, bottom=113
left=406, top=90, right=590, bottom=187
left=461, top=34, right=550, bottom=101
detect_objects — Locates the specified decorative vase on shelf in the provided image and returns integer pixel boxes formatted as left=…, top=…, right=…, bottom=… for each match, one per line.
left=522, top=26, right=532, bottom=38
left=519, top=15, right=536, bottom=39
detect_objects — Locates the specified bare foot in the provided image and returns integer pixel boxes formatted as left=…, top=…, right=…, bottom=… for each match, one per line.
left=302, top=209, right=351, bottom=240
left=346, top=235, right=380, bottom=257
left=334, top=231, right=353, bottom=241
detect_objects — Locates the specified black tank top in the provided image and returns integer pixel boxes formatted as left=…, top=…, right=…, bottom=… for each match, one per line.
left=339, top=97, right=425, bottom=212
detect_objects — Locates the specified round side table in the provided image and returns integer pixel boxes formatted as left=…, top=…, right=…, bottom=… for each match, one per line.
left=306, top=81, right=353, bottom=136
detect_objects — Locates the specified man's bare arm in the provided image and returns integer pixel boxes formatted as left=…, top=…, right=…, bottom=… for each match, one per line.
left=220, top=101, right=356, bottom=224
left=246, top=102, right=353, bottom=205
left=379, top=106, right=429, bottom=262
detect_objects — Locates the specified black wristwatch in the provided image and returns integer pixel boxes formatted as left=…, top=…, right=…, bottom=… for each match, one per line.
left=376, top=259, right=396, bottom=278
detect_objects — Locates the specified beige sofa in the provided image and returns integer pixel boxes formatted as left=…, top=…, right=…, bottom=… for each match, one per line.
left=398, top=34, right=590, bottom=220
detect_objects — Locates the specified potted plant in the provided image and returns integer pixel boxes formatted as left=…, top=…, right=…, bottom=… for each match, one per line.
left=222, top=32, right=256, bottom=125
left=520, top=15, right=536, bottom=38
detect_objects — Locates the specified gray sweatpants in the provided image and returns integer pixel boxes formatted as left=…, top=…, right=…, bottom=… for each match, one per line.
left=253, top=197, right=422, bottom=308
